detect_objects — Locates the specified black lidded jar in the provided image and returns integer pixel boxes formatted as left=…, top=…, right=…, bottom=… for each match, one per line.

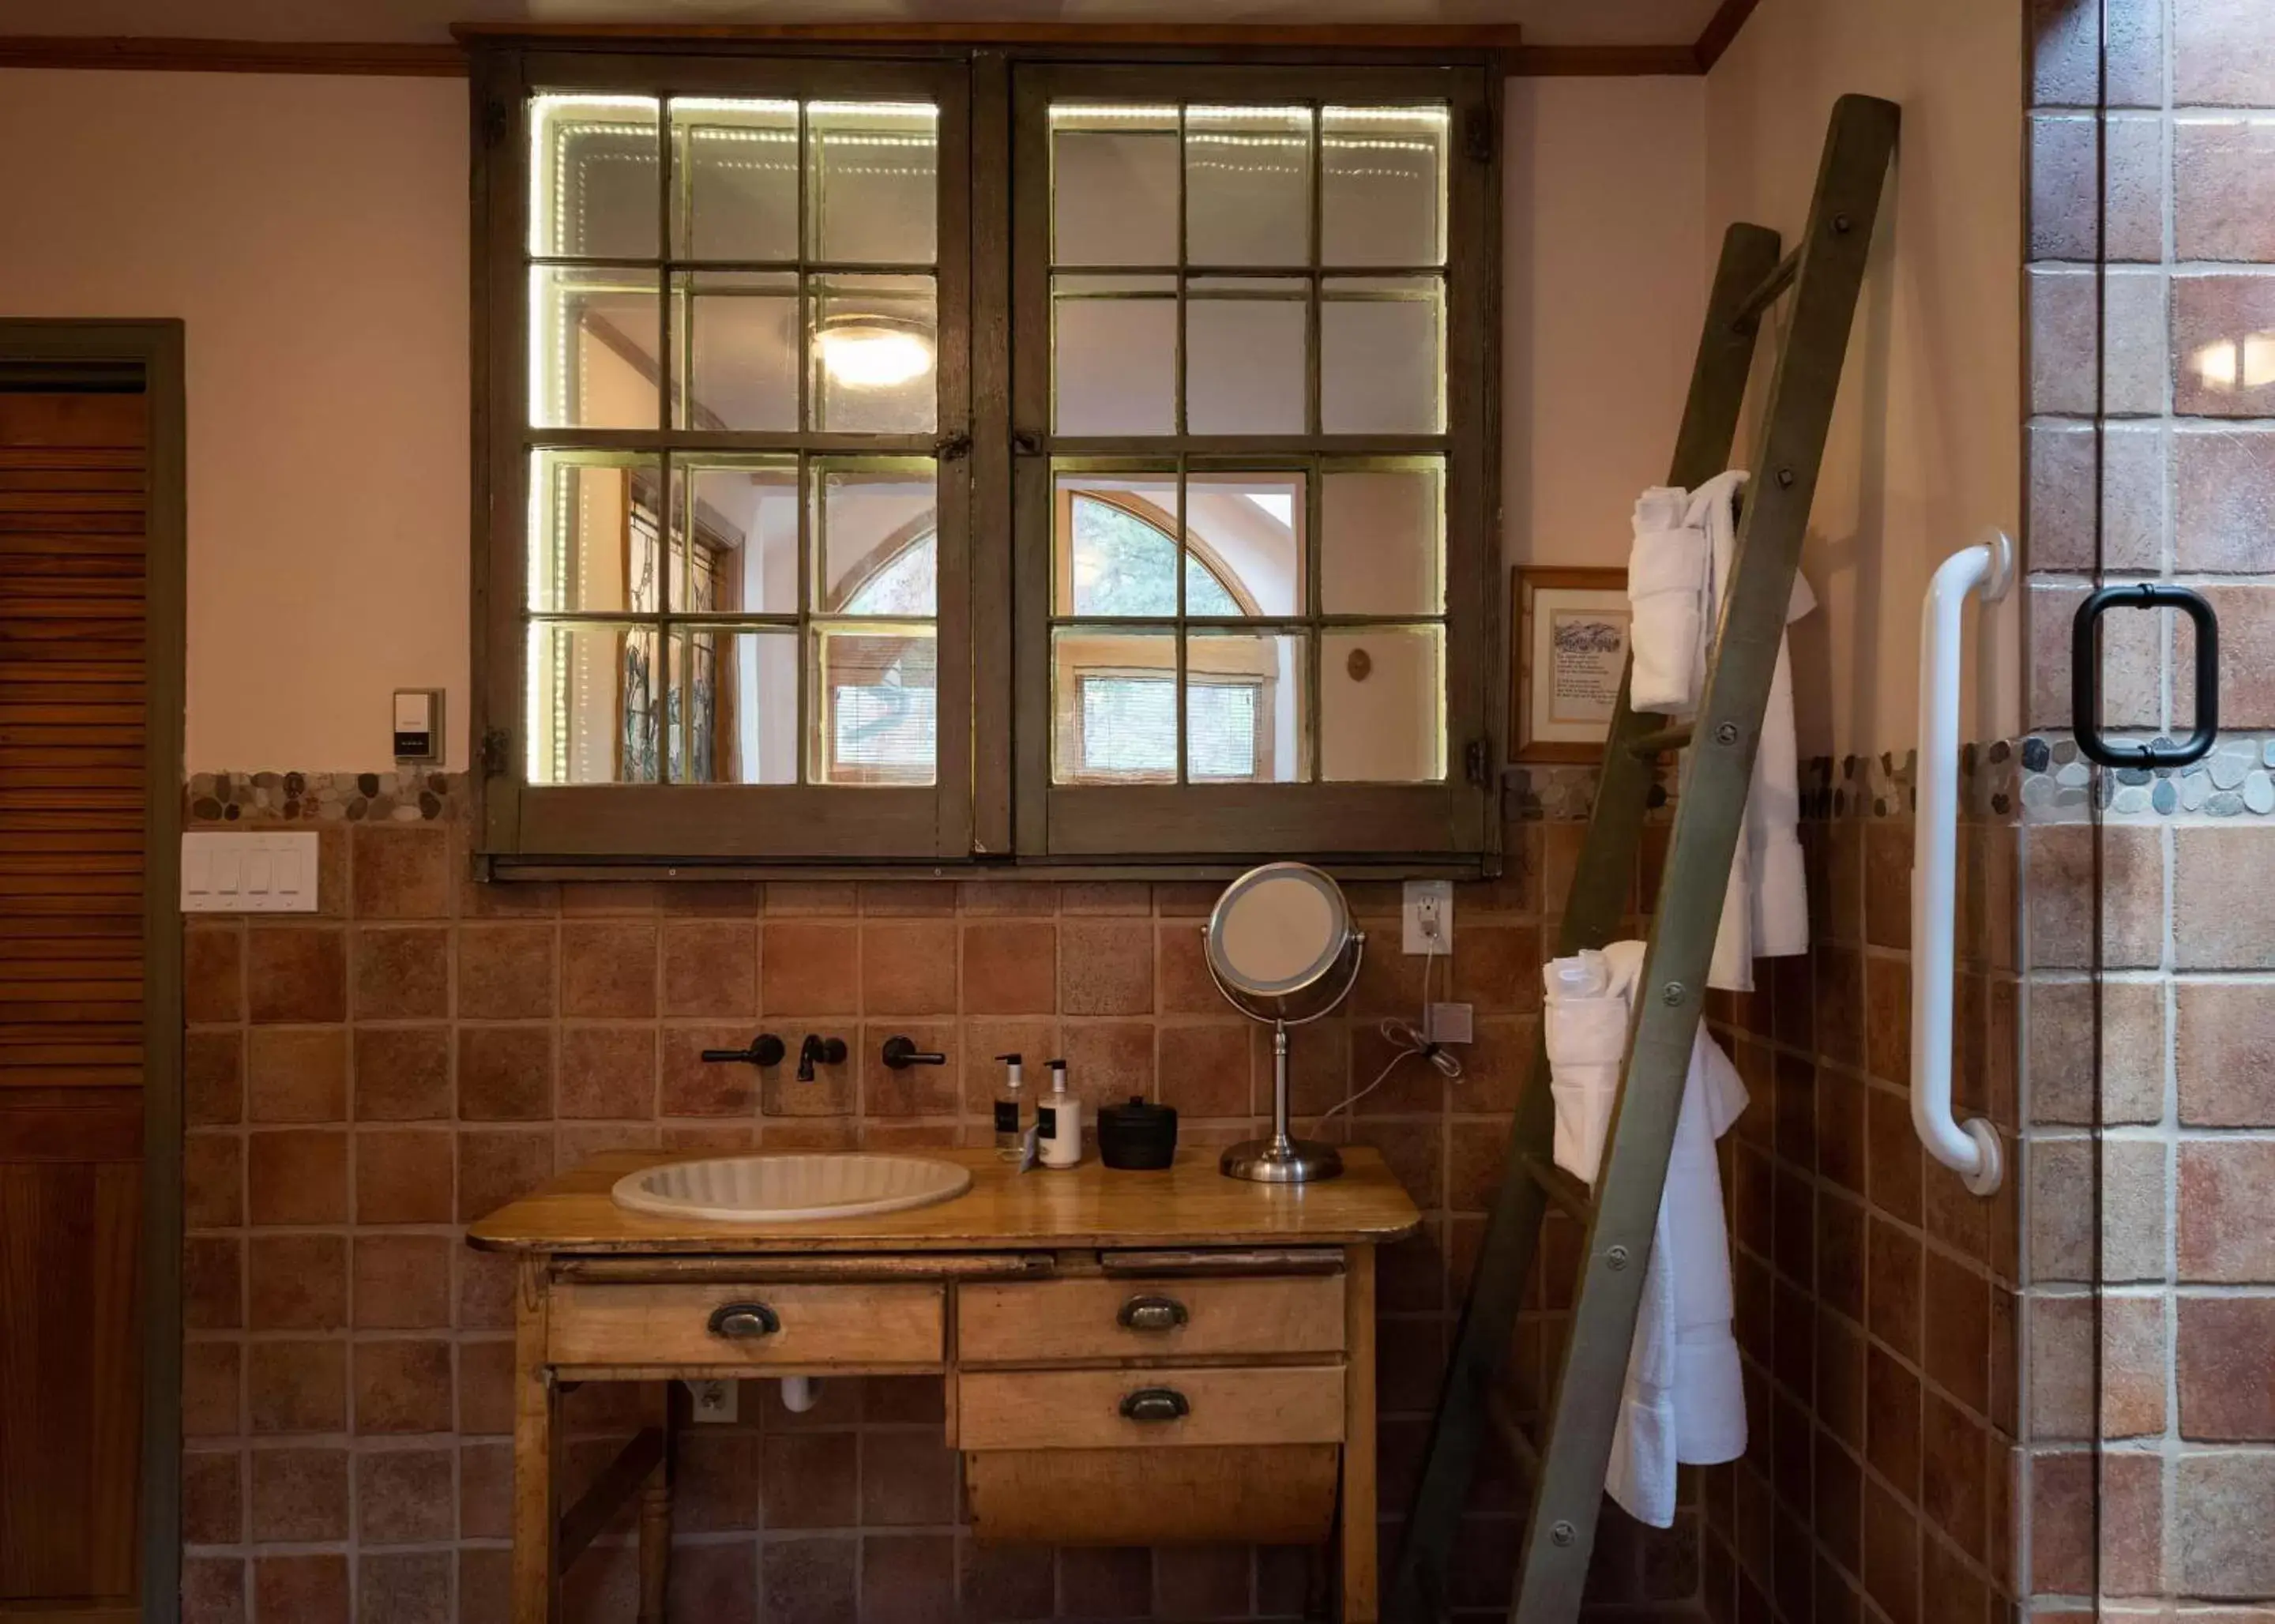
left=1096, top=1096, right=1179, bottom=1170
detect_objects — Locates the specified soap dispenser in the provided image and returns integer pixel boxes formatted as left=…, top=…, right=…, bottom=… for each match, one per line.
left=993, top=1054, right=1027, bottom=1162
left=1039, top=1058, right=1083, bottom=1168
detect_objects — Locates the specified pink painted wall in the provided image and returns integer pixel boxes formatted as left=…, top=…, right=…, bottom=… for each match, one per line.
left=0, top=70, right=471, bottom=771
left=0, top=66, right=1709, bottom=773
left=1705, top=0, right=2025, bottom=756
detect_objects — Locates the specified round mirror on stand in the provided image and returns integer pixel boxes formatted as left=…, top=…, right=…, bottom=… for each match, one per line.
left=1204, top=863, right=1365, bottom=1184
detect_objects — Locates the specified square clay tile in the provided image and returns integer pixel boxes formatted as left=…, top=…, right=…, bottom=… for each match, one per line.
left=354, top=1128, right=454, bottom=1226
left=559, top=1025, right=658, bottom=1118
left=661, top=919, right=758, bottom=1017
left=1057, top=919, right=1153, bottom=1016
left=861, top=920, right=960, bottom=1015
left=246, top=1340, right=347, bottom=1435
left=958, top=920, right=1055, bottom=1015
left=185, top=926, right=244, bottom=1024
left=357, top=1550, right=451, bottom=1624
left=561, top=921, right=659, bottom=1018
left=182, top=1340, right=242, bottom=1437
left=246, top=1027, right=348, bottom=1123
left=356, top=1447, right=455, bottom=1544
left=183, top=1132, right=243, bottom=1230
left=352, top=1235, right=453, bottom=1330
left=456, top=1025, right=555, bottom=1122
left=246, top=1445, right=349, bottom=1541
left=185, top=1031, right=244, bottom=1127
left=351, top=825, right=452, bottom=919
left=761, top=922, right=860, bottom=1015
left=352, top=1340, right=453, bottom=1435
left=247, top=1233, right=348, bottom=1332
left=352, top=927, right=449, bottom=1020
left=457, top=1127, right=555, bottom=1223
left=457, top=922, right=557, bottom=1019
left=246, top=1129, right=348, bottom=1225
left=246, top=927, right=348, bottom=1024
left=181, top=1449, right=242, bottom=1546
left=252, top=1554, right=348, bottom=1624
left=660, top=1025, right=760, bottom=1117
left=352, top=1025, right=451, bottom=1122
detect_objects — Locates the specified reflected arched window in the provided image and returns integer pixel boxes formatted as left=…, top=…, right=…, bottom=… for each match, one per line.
left=1066, top=497, right=1243, bottom=618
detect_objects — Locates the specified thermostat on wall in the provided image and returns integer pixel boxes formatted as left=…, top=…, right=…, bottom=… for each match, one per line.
left=393, top=688, right=445, bottom=765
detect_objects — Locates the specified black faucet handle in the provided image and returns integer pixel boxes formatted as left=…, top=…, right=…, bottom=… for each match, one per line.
left=882, top=1036, right=948, bottom=1070
left=701, top=1033, right=786, bottom=1067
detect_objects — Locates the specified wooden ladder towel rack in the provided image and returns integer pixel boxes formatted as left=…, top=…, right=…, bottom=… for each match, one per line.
left=1384, top=92, right=1900, bottom=1624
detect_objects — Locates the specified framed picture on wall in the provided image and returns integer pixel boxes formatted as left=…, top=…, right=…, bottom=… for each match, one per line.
left=1511, top=566, right=1631, bottom=763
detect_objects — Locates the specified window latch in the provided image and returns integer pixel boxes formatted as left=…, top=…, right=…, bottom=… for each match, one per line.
left=479, top=727, right=511, bottom=778
left=1465, top=739, right=1491, bottom=787
left=934, top=432, right=971, bottom=462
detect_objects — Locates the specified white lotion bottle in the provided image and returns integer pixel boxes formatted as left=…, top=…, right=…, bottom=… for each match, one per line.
left=1039, top=1058, right=1083, bottom=1168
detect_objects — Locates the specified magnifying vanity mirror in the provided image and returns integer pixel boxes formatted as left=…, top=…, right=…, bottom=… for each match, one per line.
left=1205, top=863, right=1365, bottom=1184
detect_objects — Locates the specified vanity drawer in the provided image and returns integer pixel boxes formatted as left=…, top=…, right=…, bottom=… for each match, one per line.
left=547, top=1282, right=944, bottom=1370
left=956, top=1275, right=1344, bottom=1363
left=957, top=1364, right=1344, bottom=1451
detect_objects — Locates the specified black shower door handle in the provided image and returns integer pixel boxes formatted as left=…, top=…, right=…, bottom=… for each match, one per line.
left=2071, top=583, right=2219, bottom=769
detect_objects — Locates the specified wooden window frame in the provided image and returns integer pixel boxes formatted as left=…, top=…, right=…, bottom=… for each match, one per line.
left=470, top=42, right=1501, bottom=874
left=473, top=48, right=974, bottom=861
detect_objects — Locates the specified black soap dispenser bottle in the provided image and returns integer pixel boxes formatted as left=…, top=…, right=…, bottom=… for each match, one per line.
left=993, top=1054, right=1026, bottom=1162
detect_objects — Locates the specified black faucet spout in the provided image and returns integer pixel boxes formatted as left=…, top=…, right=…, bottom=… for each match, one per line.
left=795, top=1034, right=847, bottom=1081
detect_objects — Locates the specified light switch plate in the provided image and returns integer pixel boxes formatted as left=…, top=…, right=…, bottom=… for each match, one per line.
left=182, top=832, right=319, bottom=913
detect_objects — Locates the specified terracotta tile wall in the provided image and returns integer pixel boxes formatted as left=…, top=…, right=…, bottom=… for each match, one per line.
left=179, top=802, right=1706, bottom=1623
left=2025, top=0, right=2275, bottom=1611
left=1689, top=788, right=2024, bottom=1624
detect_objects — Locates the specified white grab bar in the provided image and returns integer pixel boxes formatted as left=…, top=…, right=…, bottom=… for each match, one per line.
left=1910, top=528, right=2011, bottom=1197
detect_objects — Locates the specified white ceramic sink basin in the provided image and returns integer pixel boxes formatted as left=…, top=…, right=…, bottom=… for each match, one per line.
left=611, top=1152, right=973, bottom=1224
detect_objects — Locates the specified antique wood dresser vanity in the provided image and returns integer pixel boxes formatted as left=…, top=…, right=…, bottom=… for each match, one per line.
left=469, top=1146, right=1420, bottom=1623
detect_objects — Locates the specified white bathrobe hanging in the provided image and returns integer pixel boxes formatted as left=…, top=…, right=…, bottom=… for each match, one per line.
left=1540, top=940, right=1748, bottom=1529
left=1624, top=470, right=1814, bottom=993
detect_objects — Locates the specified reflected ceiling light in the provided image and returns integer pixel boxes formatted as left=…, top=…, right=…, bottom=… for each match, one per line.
left=814, top=313, right=934, bottom=389
left=2193, top=333, right=2275, bottom=391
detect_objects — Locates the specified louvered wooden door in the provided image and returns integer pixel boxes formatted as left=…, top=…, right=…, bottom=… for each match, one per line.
left=0, top=388, right=149, bottom=1617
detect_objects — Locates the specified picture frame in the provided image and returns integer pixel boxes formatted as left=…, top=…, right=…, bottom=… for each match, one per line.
left=1510, top=566, right=1631, bottom=763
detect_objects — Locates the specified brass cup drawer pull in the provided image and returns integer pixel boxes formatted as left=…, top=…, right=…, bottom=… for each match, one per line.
left=1116, top=1295, right=1190, bottom=1333
left=1119, top=1387, right=1190, bottom=1423
left=707, top=1302, right=781, bottom=1340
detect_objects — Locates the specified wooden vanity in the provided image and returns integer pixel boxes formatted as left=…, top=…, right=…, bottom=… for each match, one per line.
left=468, top=1147, right=1420, bottom=1624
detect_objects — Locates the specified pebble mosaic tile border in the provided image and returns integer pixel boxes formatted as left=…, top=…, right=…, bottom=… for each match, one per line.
left=2020, top=731, right=2275, bottom=821
left=185, top=770, right=457, bottom=826
left=1505, top=739, right=2016, bottom=824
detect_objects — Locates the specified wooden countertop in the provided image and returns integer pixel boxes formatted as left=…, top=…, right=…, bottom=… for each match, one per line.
left=467, top=1147, right=1421, bottom=1255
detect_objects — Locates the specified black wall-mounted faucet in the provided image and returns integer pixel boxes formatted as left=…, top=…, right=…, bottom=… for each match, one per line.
left=796, top=1034, right=848, bottom=1081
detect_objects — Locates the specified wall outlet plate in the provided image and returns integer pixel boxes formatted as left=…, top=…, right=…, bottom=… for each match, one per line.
left=1402, top=879, right=1453, bottom=954
left=685, top=1378, right=736, bottom=1423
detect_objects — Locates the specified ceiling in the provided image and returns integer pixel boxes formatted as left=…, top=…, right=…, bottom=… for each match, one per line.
left=0, top=0, right=1729, bottom=50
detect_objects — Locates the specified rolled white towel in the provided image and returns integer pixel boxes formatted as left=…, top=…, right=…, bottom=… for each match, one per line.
left=1626, top=511, right=1709, bottom=716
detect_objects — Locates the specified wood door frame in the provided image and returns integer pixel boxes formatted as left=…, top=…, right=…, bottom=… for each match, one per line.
left=0, top=319, right=186, bottom=1624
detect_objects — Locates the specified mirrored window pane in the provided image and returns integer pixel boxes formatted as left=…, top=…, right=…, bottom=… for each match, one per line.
left=675, top=272, right=797, bottom=430
left=1054, top=276, right=1176, bottom=435
left=810, top=273, right=937, bottom=434
left=1184, top=471, right=1303, bottom=617
left=1053, top=627, right=1177, bottom=784
left=671, top=457, right=797, bottom=615
left=530, top=95, right=659, bottom=260
left=671, top=98, right=799, bottom=261
left=1320, top=463, right=1442, bottom=616
left=812, top=624, right=937, bottom=784
left=1055, top=472, right=1180, bottom=617
left=1187, top=630, right=1308, bottom=782
left=530, top=266, right=661, bottom=430
left=1051, top=104, right=1180, bottom=266
left=527, top=621, right=662, bottom=784
left=1322, top=107, right=1447, bottom=268
left=1321, top=624, right=1442, bottom=782
left=814, top=460, right=938, bottom=615
left=806, top=102, right=938, bottom=265
left=668, top=626, right=797, bottom=784
left=1185, top=106, right=1312, bottom=267
left=1322, top=276, right=1444, bottom=434
left=1186, top=278, right=1306, bottom=435
left=528, top=453, right=662, bottom=614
